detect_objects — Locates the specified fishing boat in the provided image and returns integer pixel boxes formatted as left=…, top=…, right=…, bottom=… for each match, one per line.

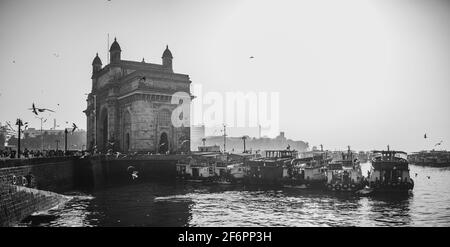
left=325, top=146, right=365, bottom=192
left=176, top=156, right=215, bottom=183
left=365, top=147, right=414, bottom=193
left=408, top=150, right=450, bottom=167
left=282, top=151, right=331, bottom=188
left=244, top=149, right=298, bottom=185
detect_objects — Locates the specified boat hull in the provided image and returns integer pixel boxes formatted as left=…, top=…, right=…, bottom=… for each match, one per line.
left=325, top=182, right=365, bottom=192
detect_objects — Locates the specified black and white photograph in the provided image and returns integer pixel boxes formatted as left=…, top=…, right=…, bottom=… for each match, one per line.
left=1, top=0, right=449, bottom=236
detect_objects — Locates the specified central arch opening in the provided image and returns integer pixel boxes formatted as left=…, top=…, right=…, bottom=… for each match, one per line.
left=159, top=132, right=169, bottom=154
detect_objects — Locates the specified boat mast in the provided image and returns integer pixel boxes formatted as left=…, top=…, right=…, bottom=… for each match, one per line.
left=223, top=124, right=227, bottom=153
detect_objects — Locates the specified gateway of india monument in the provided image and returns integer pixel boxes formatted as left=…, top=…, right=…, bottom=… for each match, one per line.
left=84, top=38, right=192, bottom=153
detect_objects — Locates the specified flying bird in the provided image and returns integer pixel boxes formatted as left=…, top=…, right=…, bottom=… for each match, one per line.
left=53, top=53, right=60, bottom=58
left=249, top=56, right=254, bottom=59
left=180, top=140, right=189, bottom=145
left=29, top=103, right=38, bottom=115
left=127, top=166, right=136, bottom=172
left=126, top=166, right=139, bottom=180
left=72, top=123, right=78, bottom=133
left=29, top=103, right=55, bottom=115
left=424, top=133, right=427, bottom=139
left=37, top=108, right=55, bottom=113
left=435, top=141, right=443, bottom=146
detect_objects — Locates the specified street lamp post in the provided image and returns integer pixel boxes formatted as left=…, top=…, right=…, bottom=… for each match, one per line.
left=202, top=138, right=206, bottom=147
left=242, top=136, right=247, bottom=153
left=64, top=128, right=68, bottom=155
left=223, top=124, right=227, bottom=153
left=16, top=119, right=22, bottom=158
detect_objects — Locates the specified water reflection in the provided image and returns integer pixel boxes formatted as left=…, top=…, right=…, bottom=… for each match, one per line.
left=19, top=164, right=450, bottom=227
left=366, top=194, right=412, bottom=226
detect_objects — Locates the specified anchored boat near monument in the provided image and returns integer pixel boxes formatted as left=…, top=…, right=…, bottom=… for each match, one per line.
left=325, top=146, right=365, bottom=192
left=175, top=144, right=415, bottom=197
left=357, top=146, right=414, bottom=196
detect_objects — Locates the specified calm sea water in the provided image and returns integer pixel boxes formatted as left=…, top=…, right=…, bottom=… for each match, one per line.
left=18, top=163, right=450, bottom=227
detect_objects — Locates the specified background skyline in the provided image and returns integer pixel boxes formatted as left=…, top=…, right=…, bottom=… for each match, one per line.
left=0, top=0, right=449, bottom=152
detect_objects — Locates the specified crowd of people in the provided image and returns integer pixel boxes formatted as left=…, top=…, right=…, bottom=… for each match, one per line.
left=0, top=147, right=87, bottom=159
left=0, top=147, right=188, bottom=160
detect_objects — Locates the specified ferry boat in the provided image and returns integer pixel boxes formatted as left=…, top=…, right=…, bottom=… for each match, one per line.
left=176, top=155, right=215, bottom=183
left=408, top=150, right=450, bottom=167
left=366, top=147, right=414, bottom=193
left=244, top=149, right=298, bottom=185
left=176, top=151, right=259, bottom=184
left=325, top=147, right=365, bottom=192
left=282, top=151, right=331, bottom=188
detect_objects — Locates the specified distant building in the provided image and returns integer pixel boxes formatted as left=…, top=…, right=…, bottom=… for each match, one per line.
left=17, top=128, right=87, bottom=151
left=198, top=145, right=221, bottom=152
left=23, top=128, right=64, bottom=138
left=203, top=131, right=308, bottom=153
left=84, top=38, right=192, bottom=153
left=191, top=125, right=205, bottom=151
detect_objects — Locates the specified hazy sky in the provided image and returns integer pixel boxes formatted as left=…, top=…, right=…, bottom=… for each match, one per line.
left=0, top=0, right=449, bottom=152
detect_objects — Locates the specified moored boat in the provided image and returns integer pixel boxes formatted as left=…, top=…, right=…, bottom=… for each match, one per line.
left=176, top=156, right=215, bottom=183
left=244, top=149, right=298, bottom=185
left=408, top=150, right=450, bottom=167
left=325, top=146, right=365, bottom=192
left=282, top=151, right=330, bottom=189
left=366, top=147, right=414, bottom=193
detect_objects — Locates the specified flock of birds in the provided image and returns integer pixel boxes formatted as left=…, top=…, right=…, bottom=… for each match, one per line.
left=4, top=102, right=79, bottom=134
left=424, top=133, right=444, bottom=147
left=28, top=102, right=78, bottom=132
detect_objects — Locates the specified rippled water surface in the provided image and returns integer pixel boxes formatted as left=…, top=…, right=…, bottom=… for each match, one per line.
left=19, top=163, right=450, bottom=227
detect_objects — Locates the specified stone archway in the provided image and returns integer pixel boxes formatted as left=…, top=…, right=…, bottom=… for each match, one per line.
left=159, top=132, right=169, bottom=154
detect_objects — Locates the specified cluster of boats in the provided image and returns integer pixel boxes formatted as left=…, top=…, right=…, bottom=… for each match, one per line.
left=176, top=146, right=415, bottom=195
left=408, top=150, right=450, bottom=167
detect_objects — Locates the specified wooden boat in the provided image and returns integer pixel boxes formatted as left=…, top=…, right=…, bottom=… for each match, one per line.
left=366, top=146, right=414, bottom=193
left=282, top=151, right=331, bottom=188
left=244, top=149, right=298, bottom=185
left=325, top=146, right=365, bottom=192
left=408, top=150, right=450, bottom=167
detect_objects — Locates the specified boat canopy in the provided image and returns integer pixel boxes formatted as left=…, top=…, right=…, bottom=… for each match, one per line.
left=372, top=150, right=407, bottom=155
left=328, top=163, right=343, bottom=170
left=372, top=161, right=409, bottom=170
left=265, top=150, right=298, bottom=159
